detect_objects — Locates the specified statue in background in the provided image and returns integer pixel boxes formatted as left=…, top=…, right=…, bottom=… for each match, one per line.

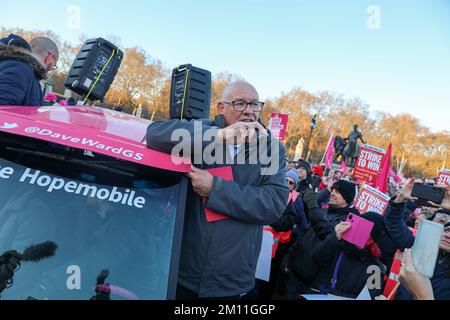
left=334, top=125, right=366, bottom=167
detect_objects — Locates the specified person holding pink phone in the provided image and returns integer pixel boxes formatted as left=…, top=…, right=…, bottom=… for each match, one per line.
left=309, top=211, right=397, bottom=299
left=342, top=213, right=375, bottom=249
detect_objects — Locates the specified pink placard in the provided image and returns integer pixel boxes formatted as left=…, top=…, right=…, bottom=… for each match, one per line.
left=269, top=113, right=289, bottom=141
left=0, top=114, right=191, bottom=172
left=342, top=213, right=374, bottom=249
left=204, top=166, right=234, bottom=222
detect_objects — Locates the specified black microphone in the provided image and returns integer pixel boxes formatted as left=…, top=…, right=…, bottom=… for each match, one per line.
left=0, top=241, right=58, bottom=294
left=21, top=241, right=58, bottom=262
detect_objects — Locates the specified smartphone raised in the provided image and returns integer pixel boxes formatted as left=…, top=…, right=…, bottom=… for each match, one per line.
left=411, top=184, right=445, bottom=207
left=412, top=220, right=444, bottom=278
left=342, top=214, right=375, bottom=249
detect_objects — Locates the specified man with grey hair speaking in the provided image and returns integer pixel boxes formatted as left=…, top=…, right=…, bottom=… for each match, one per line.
left=147, top=81, right=289, bottom=299
left=0, top=35, right=59, bottom=106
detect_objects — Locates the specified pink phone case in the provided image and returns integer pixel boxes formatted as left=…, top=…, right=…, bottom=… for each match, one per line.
left=342, top=214, right=375, bottom=249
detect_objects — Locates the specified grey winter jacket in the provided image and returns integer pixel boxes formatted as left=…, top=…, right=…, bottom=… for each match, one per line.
left=146, top=116, right=289, bottom=298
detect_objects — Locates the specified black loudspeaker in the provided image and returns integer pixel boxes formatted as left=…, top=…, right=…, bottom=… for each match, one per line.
left=64, top=38, right=123, bottom=101
left=170, top=64, right=211, bottom=120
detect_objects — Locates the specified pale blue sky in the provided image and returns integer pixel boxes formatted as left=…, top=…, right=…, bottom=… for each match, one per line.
left=1, top=0, right=449, bottom=132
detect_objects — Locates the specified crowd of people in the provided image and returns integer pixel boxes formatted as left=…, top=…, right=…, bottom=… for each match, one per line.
left=261, top=159, right=450, bottom=300
left=0, top=32, right=449, bottom=301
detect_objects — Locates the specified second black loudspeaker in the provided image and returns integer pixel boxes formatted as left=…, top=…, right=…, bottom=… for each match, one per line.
left=170, top=64, right=211, bottom=120
left=65, top=38, right=123, bottom=102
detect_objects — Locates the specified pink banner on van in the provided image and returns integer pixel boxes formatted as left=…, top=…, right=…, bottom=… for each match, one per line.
left=0, top=114, right=191, bottom=173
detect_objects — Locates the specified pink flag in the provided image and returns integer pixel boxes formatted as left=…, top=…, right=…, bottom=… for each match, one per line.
left=375, top=143, right=392, bottom=193
left=388, top=166, right=402, bottom=185
left=340, top=160, right=348, bottom=173
left=44, top=92, right=57, bottom=102
left=324, top=134, right=335, bottom=170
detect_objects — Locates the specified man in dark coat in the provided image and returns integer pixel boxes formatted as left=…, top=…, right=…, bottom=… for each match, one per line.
left=296, top=160, right=313, bottom=195
left=146, top=81, right=289, bottom=299
left=0, top=35, right=58, bottom=106
left=295, top=160, right=315, bottom=224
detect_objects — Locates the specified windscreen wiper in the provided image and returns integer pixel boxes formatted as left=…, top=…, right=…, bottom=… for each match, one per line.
left=5, top=147, right=135, bottom=177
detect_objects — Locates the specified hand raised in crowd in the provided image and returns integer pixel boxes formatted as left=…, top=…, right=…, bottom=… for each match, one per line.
left=399, top=249, right=434, bottom=300
left=303, top=187, right=319, bottom=210
left=186, top=165, right=214, bottom=197
left=429, top=183, right=450, bottom=210
left=395, top=179, right=418, bottom=204
left=216, top=121, right=267, bottom=145
left=323, top=173, right=334, bottom=191
left=335, top=222, right=352, bottom=240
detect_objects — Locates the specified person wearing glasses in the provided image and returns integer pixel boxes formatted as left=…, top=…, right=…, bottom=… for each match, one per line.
left=278, top=170, right=308, bottom=241
left=147, top=81, right=289, bottom=299
left=0, top=34, right=58, bottom=106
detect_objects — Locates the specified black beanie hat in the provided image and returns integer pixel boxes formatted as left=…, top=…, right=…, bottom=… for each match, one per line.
left=297, top=160, right=311, bottom=174
left=332, top=180, right=356, bottom=205
left=0, top=34, right=31, bottom=51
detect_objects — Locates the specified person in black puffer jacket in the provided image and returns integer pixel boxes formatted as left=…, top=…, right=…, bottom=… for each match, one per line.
left=309, top=211, right=397, bottom=299
left=283, top=180, right=359, bottom=299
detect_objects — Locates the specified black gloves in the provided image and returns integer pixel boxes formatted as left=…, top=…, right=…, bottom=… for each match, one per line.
left=303, top=189, right=319, bottom=210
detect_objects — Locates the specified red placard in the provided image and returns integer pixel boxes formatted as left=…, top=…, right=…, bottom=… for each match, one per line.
left=437, top=169, right=450, bottom=185
left=352, top=144, right=386, bottom=184
left=355, top=184, right=390, bottom=215
left=204, top=166, right=234, bottom=222
left=269, top=113, right=289, bottom=141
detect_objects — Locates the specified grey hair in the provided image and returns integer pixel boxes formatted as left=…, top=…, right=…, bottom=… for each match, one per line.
left=30, top=37, right=59, bottom=62
left=221, top=81, right=259, bottom=101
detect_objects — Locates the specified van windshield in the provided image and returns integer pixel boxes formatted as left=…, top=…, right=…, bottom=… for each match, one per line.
left=0, top=135, right=184, bottom=300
